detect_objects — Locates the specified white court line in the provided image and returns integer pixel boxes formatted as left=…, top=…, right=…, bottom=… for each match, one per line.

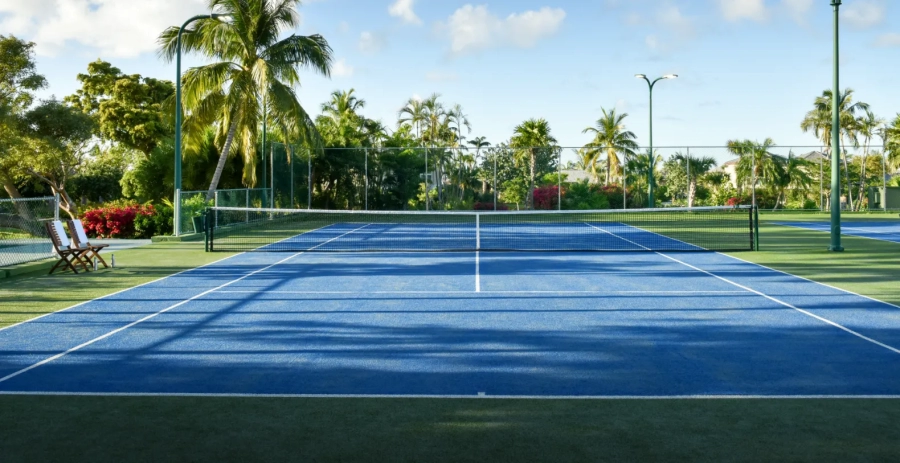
left=0, top=223, right=372, bottom=385
left=584, top=223, right=900, bottom=356
left=475, top=250, right=480, bottom=293
left=775, top=222, right=900, bottom=243
left=213, top=290, right=748, bottom=295
left=1, top=390, right=900, bottom=400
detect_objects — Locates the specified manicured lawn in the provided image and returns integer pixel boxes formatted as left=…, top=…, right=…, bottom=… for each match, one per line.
left=1, top=222, right=899, bottom=462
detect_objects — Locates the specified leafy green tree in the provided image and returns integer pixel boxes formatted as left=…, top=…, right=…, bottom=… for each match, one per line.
left=158, top=0, right=334, bottom=199
left=15, top=99, right=95, bottom=217
left=800, top=88, right=869, bottom=209
left=0, top=35, right=47, bottom=199
left=317, top=89, right=367, bottom=147
left=772, top=153, right=813, bottom=209
left=65, top=60, right=174, bottom=157
left=397, top=97, right=425, bottom=141
left=582, top=108, right=639, bottom=185
left=625, top=150, right=662, bottom=206
left=510, top=118, right=558, bottom=209
left=882, top=114, right=900, bottom=173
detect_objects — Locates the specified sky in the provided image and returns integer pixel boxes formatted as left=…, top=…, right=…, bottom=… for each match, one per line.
left=1, top=0, right=898, bottom=165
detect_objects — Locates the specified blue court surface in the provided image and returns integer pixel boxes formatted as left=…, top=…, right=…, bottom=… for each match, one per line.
left=2, top=247, right=900, bottom=398
left=775, top=221, right=900, bottom=244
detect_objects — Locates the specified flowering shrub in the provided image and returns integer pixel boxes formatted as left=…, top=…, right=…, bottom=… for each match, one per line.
left=81, top=203, right=166, bottom=238
left=532, top=185, right=560, bottom=210
left=725, top=197, right=746, bottom=207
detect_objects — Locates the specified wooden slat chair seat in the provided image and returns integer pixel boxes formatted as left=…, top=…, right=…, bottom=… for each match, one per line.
left=45, top=221, right=90, bottom=274
left=67, top=219, right=109, bottom=269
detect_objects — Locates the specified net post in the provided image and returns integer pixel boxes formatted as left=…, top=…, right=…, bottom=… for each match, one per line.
left=204, top=208, right=211, bottom=252
left=476, top=213, right=480, bottom=250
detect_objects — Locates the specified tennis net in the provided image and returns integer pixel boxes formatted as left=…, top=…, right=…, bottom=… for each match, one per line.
left=206, top=205, right=757, bottom=253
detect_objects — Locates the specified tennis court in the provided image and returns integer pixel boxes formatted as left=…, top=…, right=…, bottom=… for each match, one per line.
left=2, top=208, right=900, bottom=397
left=775, top=221, right=900, bottom=244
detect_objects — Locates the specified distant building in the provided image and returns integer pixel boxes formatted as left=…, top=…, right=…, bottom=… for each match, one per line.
left=560, top=169, right=597, bottom=184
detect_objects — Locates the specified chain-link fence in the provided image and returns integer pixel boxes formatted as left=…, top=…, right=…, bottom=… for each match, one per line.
left=0, top=196, right=59, bottom=268
left=176, top=189, right=271, bottom=236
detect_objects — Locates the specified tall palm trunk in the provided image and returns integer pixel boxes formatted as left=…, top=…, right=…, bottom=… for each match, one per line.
left=206, top=118, right=241, bottom=201
left=857, top=138, right=869, bottom=211
left=840, top=136, right=854, bottom=210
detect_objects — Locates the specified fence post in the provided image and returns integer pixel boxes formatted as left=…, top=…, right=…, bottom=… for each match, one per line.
left=53, top=194, right=60, bottom=221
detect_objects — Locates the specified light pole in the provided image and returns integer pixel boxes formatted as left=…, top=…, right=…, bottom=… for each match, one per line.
left=174, top=13, right=226, bottom=236
left=635, top=73, right=677, bottom=208
left=829, top=0, right=843, bottom=251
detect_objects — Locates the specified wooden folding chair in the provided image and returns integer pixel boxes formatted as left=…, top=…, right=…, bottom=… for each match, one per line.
left=45, top=221, right=90, bottom=274
left=67, top=219, right=109, bottom=269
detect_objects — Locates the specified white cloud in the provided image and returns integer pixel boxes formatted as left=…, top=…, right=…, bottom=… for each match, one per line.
left=388, top=0, right=421, bottom=25
left=425, top=71, right=458, bottom=82
left=842, top=1, right=884, bottom=29
left=781, top=0, right=813, bottom=24
left=332, top=58, right=354, bottom=77
left=645, top=35, right=660, bottom=51
left=874, top=32, right=900, bottom=47
left=358, top=31, right=385, bottom=54
left=440, top=5, right=566, bottom=56
left=0, top=0, right=210, bottom=57
left=717, top=0, right=768, bottom=22
left=338, top=21, right=350, bottom=33
left=656, top=4, right=694, bottom=39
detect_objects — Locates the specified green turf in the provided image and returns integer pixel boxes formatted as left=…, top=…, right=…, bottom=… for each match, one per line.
left=0, top=241, right=235, bottom=328
left=0, top=227, right=33, bottom=240
left=1, top=222, right=900, bottom=461
left=2, top=396, right=899, bottom=462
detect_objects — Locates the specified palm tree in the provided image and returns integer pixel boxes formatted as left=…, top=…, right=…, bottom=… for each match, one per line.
left=468, top=136, right=490, bottom=193
left=727, top=139, right=781, bottom=205
left=447, top=104, right=471, bottom=147
left=886, top=114, right=900, bottom=171
left=800, top=88, right=869, bottom=209
left=855, top=110, right=883, bottom=210
left=318, top=89, right=365, bottom=146
left=159, top=0, right=333, bottom=200
left=582, top=108, right=639, bottom=185
left=624, top=149, right=662, bottom=206
left=511, top=118, right=557, bottom=209
left=397, top=97, right=425, bottom=141
left=772, top=153, right=813, bottom=209
left=671, top=153, right=717, bottom=207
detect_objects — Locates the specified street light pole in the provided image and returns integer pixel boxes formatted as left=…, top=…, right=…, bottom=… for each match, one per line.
left=174, top=13, right=225, bottom=236
left=635, top=74, right=677, bottom=208
left=829, top=0, right=843, bottom=251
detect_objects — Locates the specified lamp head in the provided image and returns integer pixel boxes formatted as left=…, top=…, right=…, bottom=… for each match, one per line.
left=210, top=13, right=227, bottom=19
left=663, top=74, right=678, bottom=79
left=635, top=74, right=647, bottom=79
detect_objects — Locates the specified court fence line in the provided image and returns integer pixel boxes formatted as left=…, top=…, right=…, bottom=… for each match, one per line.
left=0, top=195, right=59, bottom=268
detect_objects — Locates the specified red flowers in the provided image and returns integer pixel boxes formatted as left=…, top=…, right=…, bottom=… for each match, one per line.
left=532, top=185, right=560, bottom=210
left=81, top=203, right=156, bottom=238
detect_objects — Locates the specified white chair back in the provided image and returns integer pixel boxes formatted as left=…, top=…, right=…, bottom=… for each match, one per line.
left=52, top=221, right=72, bottom=248
left=72, top=219, right=91, bottom=245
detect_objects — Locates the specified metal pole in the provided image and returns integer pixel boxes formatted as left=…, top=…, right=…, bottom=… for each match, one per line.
left=820, top=154, right=824, bottom=211
left=557, top=148, right=561, bottom=210
left=493, top=151, right=497, bottom=211
left=365, top=148, right=369, bottom=211
left=269, top=142, right=274, bottom=208
left=751, top=148, right=757, bottom=209
left=829, top=0, right=843, bottom=251
left=648, top=83, right=654, bottom=208
left=308, top=148, right=312, bottom=210
left=686, top=147, right=691, bottom=208
left=623, top=152, right=627, bottom=210
left=174, top=14, right=218, bottom=237
left=290, top=144, right=294, bottom=208
left=883, top=131, right=888, bottom=212
left=425, top=147, right=430, bottom=211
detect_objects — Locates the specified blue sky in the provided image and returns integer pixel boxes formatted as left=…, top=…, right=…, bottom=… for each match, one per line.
left=2, top=0, right=898, bottom=164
